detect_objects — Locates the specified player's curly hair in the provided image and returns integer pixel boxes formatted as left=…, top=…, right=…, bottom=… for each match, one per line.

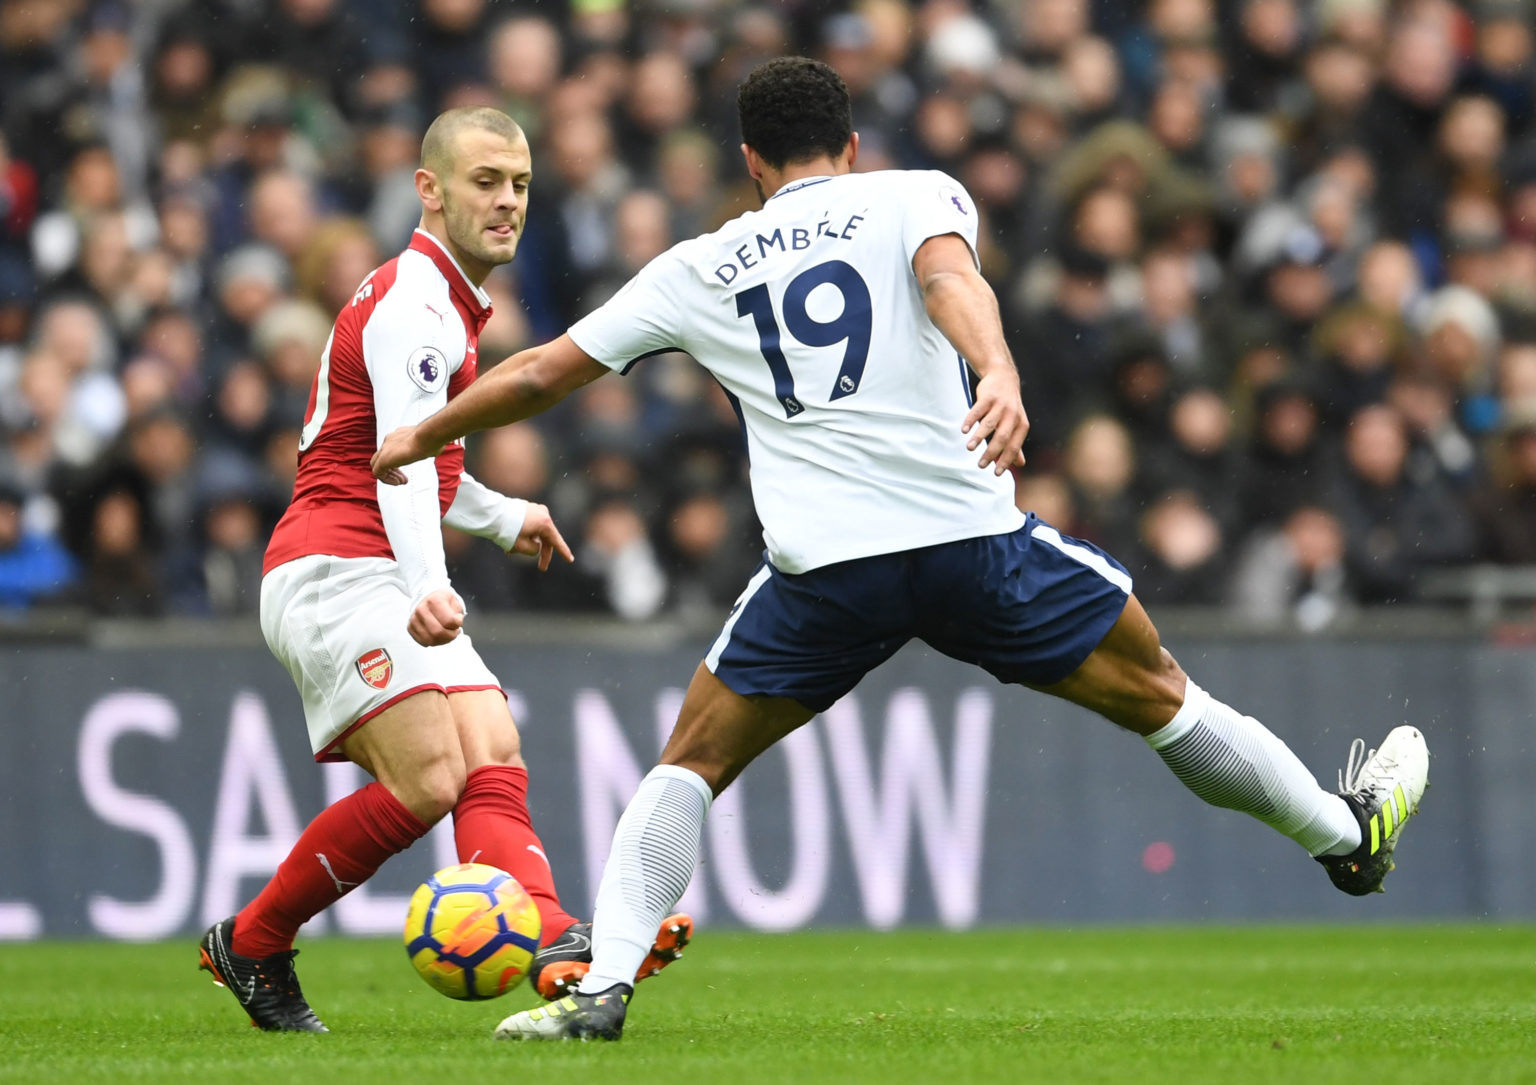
left=737, top=57, right=853, bottom=169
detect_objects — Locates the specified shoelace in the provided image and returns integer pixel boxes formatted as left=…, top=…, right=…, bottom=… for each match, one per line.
left=1339, top=738, right=1371, bottom=794
left=1340, top=738, right=1402, bottom=795
left=255, top=950, right=303, bottom=996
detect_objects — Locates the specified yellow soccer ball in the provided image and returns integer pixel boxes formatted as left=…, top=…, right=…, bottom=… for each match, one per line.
left=403, top=863, right=542, bottom=1000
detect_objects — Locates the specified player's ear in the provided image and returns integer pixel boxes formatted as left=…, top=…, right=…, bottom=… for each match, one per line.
left=414, top=167, right=444, bottom=212
left=845, top=132, right=859, bottom=170
left=741, top=143, right=762, bottom=182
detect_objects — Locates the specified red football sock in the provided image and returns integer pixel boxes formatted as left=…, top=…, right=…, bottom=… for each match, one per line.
left=453, top=764, right=579, bottom=945
left=233, top=781, right=429, bottom=959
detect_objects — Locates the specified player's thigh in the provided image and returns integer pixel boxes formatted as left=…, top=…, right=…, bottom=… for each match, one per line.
left=707, top=556, right=911, bottom=718
left=263, top=556, right=469, bottom=764
left=341, top=688, right=467, bottom=823
left=660, top=663, right=816, bottom=796
left=1032, top=593, right=1188, bottom=736
left=449, top=687, right=525, bottom=772
left=918, top=518, right=1135, bottom=692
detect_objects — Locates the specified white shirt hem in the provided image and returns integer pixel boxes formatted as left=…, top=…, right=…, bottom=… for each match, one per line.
left=765, top=509, right=1027, bottom=575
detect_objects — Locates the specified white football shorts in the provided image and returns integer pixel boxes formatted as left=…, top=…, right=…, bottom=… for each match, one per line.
left=260, top=554, right=503, bottom=761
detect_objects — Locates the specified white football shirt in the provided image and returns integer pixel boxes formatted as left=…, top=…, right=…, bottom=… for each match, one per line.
left=568, top=169, right=1025, bottom=574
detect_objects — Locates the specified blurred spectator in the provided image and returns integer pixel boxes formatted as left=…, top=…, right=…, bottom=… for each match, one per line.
left=207, top=360, right=274, bottom=460
left=662, top=487, right=760, bottom=618
left=1311, top=302, right=1407, bottom=428
left=1133, top=489, right=1226, bottom=605
left=1230, top=505, right=1352, bottom=630
left=1248, top=225, right=1341, bottom=361
left=30, top=144, right=156, bottom=282
left=1329, top=404, right=1475, bottom=603
left=253, top=0, right=369, bottom=115
left=1141, top=385, right=1241, bottom=527
left=575, top=498, right=668, bottom=621
left=343, top=106, right=421, bottom=252
left=1061, top=413, right=1139, bottom=555
left=1418, top=285, right=1502, bottom=421
left=1363, top=16, right=1460, bottom=235
left=414, top=0, right=493, bottom=109
left=582, top=189, right=673, bottom=314
left=121, top=409, right=198, bottom=558
left=448, top=424, right=567, bottom=612
left=74, top=487, right=161, bottom=617
left=616, top=52, right=698, bottom=178
left=1288, top=37, right=1376, bottom=180
left=295, top=218, right=380, bottom=317
left=517, top=108, right=630, bottom=336
left=1137, top=247, right=1208, bottom=377
left=1469, top=404, right=1536, bottom=564
left=0, top=479, right=75, bottom=609
left=1226, top=0, right=1304, bottom=115
left=149, top=15, right=223, bottom=145
left=1464, top=0, right=1535, bottom=134
left=1108, top=336, right=1176, bottom=449
left=248, top=169, right=320, bottom=262
left=0, top=132, right=40, bottom=259
left=252, top=298, right=330, bottom=422
left=1387, top=367, right=1478, bottom=488
left=1015, top=471, right=1077, bottom=529
left=1238, top=379, right=1327, bottom=538
left=210, top=244, right=287, bottom=369
left=488, top=17, right=562, bottom=144
left=1015, top=244, right=1121, bottom=449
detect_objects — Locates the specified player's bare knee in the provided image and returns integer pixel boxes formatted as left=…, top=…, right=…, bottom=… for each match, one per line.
left=472, top=729, right=524, bottom=770
left=659, top=753, right=731, bottom=796
left=390, top=759, right=466, bottom=824
left=658, top=727, right=734, bottom=794
left=1158, top=649, right=1189, bottom=707
left=477, top=749, right=526, bottom=771
left=658, top=729, right=730, bottom=788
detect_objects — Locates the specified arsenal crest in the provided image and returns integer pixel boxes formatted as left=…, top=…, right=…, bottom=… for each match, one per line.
left=356, top=648, right=393, bottom=689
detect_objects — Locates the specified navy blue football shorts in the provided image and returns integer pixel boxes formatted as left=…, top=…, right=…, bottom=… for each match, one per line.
left=706, top=514, right=1133, bottom=712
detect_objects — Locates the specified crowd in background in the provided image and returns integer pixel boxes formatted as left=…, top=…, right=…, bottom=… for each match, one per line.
left=1, top=0, right=1535, bottom=628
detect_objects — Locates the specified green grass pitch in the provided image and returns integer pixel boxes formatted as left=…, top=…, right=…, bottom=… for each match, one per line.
left=3, top=926, right=1533, bottom=1084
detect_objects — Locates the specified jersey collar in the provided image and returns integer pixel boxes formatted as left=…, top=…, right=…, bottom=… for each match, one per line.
left=408, top=229, right=493, bottom=316
left=765, top=175, right=834, bottom=202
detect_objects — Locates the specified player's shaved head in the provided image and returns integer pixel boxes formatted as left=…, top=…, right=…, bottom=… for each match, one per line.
left=420, top=107, right=525, bottom=175
left=414, top=105, right=531, bottom=282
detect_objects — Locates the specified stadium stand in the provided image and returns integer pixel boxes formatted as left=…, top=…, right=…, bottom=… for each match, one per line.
left=1, top=0, right=1534, bottom=625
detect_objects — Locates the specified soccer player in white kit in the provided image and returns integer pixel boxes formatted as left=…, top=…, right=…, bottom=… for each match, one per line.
left=374, top=61, right=1430, bottom=1041
left=198, top=107, right=688, bottom=1032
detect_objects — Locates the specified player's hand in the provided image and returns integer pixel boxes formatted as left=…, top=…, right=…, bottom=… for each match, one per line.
left=508, top=502, right=575, bottom=571
left=408, top=588, right=465, bottom=646
left=962, top=370, right=1029, bottom=475
left=373, top=426, right=443, bottom=485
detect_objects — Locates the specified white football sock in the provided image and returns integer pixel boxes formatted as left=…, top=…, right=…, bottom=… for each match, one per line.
left=1146, top=680, right=1361, bottom=857
left=578, top=764, right=713, bottom=994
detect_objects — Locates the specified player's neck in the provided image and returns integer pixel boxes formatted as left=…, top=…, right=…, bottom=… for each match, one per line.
left=418, top=219, right=492, bottom=286
left=759, top=156, right=847, bottom=200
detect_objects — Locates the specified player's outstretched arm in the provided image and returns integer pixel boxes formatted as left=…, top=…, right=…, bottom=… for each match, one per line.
left=912, top=234, right=1029, bottom=475
left=373, top=334, right=607, bottom=482
left=443, top=472, right=574, bottom=570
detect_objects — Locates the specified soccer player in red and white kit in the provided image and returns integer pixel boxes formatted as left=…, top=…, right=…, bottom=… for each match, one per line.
left=197, top=107, right=690, bottom=1032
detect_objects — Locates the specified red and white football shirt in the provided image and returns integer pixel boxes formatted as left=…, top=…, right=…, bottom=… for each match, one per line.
left=264, top=230, right=492, bottom=601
